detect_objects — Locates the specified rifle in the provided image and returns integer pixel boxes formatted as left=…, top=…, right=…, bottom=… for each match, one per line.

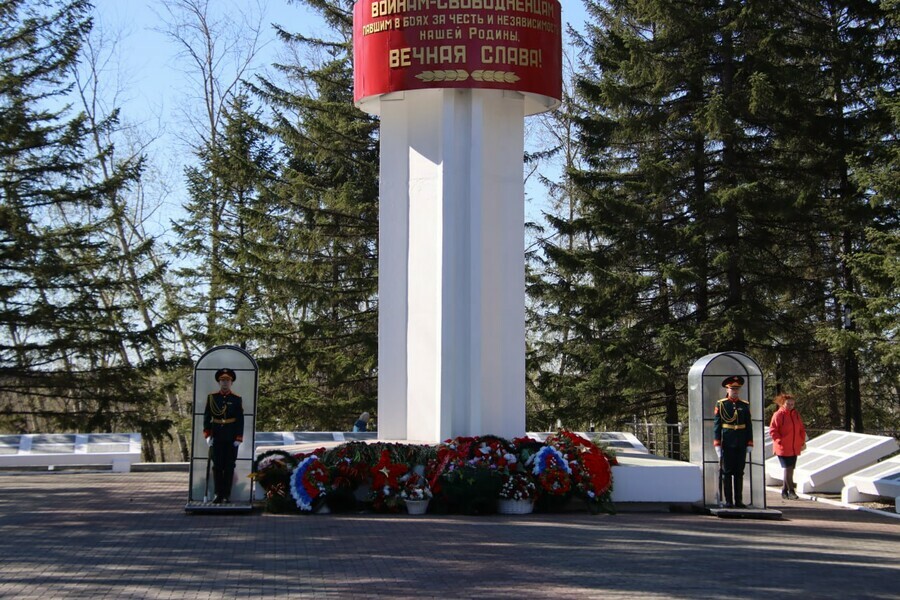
left=716, top=452, right=724, bottom=507
left=203, top=440, right=212, bottom=503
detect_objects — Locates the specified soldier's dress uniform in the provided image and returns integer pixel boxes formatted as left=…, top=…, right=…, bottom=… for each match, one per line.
left=203, top=368, right=244, bottom=503
left=713, top=375, right=753, bottom=508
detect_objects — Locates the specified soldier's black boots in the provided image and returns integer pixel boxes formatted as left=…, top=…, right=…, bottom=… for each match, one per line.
left=734, top=479, right=746, bottom=508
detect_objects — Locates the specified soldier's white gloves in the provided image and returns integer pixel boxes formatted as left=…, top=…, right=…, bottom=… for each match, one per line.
left=206, top=437, right=213, bottom=448
left=715, top=446, right=722, bottom=459
left=747, top=447, right=753, bottom=456
left=233, top=441, right=241, bottom=447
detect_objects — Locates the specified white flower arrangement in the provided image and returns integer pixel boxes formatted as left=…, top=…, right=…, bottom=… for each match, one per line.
left=498, top=472, right=537, bottom=501
left=399, top=472, right=433, bottom=501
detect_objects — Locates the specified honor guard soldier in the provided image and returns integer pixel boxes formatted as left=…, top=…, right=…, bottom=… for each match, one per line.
left=204, top=368, right=244, bottom=503
left=713, top=375, right=753, bottom=508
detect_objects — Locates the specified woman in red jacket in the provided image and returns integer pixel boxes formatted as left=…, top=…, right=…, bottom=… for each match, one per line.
left=769, top=393, right=807, bottom=500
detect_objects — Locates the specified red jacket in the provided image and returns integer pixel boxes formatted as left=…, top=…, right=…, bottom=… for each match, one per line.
left=769, top=407, right=806, bottom=457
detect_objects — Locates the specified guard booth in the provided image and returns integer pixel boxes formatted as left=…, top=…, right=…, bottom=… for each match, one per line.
left=185, top=345, right=258, bottom=513
left=688, top=352, right=767, bottom=511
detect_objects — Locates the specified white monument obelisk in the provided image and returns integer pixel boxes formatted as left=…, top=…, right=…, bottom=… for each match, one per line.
left=354, top=1, right=562, bottom=442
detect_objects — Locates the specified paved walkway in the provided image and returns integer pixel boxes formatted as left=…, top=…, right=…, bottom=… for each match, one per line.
left=0, top=470, right=897, bottom=599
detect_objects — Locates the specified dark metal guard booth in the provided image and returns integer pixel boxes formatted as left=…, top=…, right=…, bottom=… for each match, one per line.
left=186, top=345, right=258, bottom=511
left=688, top=352, right=767, bottom=509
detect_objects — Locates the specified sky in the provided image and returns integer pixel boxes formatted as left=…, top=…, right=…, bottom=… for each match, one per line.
left=89, top=0, right=327, bottom=157
left=88, top=0, right=590, bottom=234
left=91, top=0, right=589, bottom=138
left=88, top=0, right=338, bottom=235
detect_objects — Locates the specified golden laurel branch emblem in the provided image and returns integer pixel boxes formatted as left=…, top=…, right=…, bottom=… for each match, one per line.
left=471, top=70, right=520, bottom=83
left=415, top=69, right=470, bottom=82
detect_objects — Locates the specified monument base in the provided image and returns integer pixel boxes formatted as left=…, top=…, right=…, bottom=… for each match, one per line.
left=184, top=501, right=253, bottom=514
left=708, top=507, right=783, bottom=520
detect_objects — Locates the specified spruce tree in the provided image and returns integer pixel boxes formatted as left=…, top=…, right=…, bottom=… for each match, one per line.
left=539, top=0, right=755, bottom=430
left=755, top=0, right=898, bottom=430
left=171, top=92, right=277, bottom=351
left=249, top=0, right=380, bottom=431
left=531, top=0, right=897, bottom=434
left=842, top=7, right=900, bottom=429
left=0, top=0, right=167, bottom=437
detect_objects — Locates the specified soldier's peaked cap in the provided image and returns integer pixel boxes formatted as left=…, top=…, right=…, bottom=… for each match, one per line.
left=215, top=368, right=236, bottom=382
left=721, top=375, right=744, bottom=388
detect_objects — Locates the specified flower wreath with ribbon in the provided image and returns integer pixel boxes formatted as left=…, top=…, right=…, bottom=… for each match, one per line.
left=290, top=455, right=331, bottom=512
left=369, top=449, right=409, bottom=512
left=546, top=429, right=613, bottom=509
left=252, top=449, right=299, bottom=500
left=529, top=445, right=572, bottom=496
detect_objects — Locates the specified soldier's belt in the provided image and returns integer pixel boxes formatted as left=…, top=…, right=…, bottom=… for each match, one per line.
left=722, top=424, right=746, bottom=430
left=211, top=418, right=236, bottom=424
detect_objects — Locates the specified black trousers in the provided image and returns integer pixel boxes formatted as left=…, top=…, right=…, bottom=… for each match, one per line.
left=211, top=440, right=239, bottom=499
left=720, top=446, right=747, bottom=505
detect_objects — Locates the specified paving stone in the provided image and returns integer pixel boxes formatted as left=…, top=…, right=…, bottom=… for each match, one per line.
left=0, top=471, right=897, bottom=598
